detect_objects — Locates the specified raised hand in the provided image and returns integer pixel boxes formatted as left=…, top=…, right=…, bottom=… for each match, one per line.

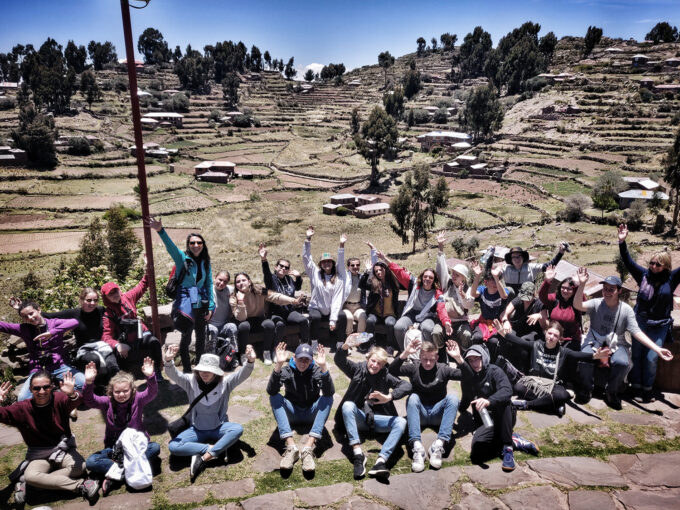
left=436, top=231, right=447, bottom=249
left=84, top=361, right=98, bottom=384
left=339, top=233, right=348, bottom=245
left=164, top=343, right=179, bottom=362
left=445, top=339, right=460, bottom=360
left=544, top=264, right=556, bottom=283
left=577, top=266, right=589, bottom=285
left=316, top=344, right=327, bottom=369
left=445, top=323, right=454, bottom=337
left=618, top=223, right=628, bottom=243
left=9, top=297, right=21, bottom=311
left=290, top=269, right=300, bottom=278
left=258, top=243, right=267, bottom=260
left=493, top=318, right=507, bottom=337
left=376, top=250, right=387, bottom=261
left=490, top=265, right=502, bottom=279
left=401, top=338, right=421, bottom=359
left=59, top=371, right=76, bottom=396
left=365, top=258, right=373, bottom=271
left=245, top=344, right=256, bottom=363
left=0, top=381, right=14, bottom=403
left=526, top=313, right=542, bottom=326
left=146, top=215, right=163, bottom=232
left=306, top=226, right=315, bottom=238
left=471, top=260, right=483, bottom=277
left=365, top=241, right=375, bottom=251
left=274, top=342, right=288, bottom=365
left=141, top=356, right=155, bottom=377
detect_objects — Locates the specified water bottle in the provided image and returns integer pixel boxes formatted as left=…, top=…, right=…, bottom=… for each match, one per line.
left=480, top=246, right=495, bottom=266
left=560, top=241, right=571, bottom=253
left=479, top=407, right=494, bottom=428
left=137, top=319, right=143, bottom=340
left=356, top=332, right=373, bottom=345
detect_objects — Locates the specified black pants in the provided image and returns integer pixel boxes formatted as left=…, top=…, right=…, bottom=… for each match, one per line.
left=236, top=317, right=276, bottom=354
left=469, top=403, right=515, bottom=464
left=174, top=312, right=206, bottom=373
left=308, top=308, right=347, bottom=347
left=366, top=314, right=397, bottom=349
left=77, top=351, right=119, bottom=386
left=471, top=330, right=502, bottom=362
left=271, top=311, right=310, bottom=345
left=514, top=381, right=571, bottom=413
left=116, top=332, right=162, bottom=372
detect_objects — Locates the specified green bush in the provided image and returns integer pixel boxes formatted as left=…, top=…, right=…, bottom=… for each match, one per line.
left=0, top=97, right=16, bottom=110
left=336, top=206, right=351, bottom=216
left=639, top=88, right=653, bottom=103
left=67, top=137, right=91, bottom=156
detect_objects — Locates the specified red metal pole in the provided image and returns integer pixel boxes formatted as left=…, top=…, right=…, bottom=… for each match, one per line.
left=119, top=0, right=161, bottom=339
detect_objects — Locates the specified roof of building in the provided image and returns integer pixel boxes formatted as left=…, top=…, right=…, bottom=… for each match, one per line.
left=330, top=193, right=356, bottom=200
left=356, top=203, right=389, bottom=211
left=194, top=161, right=236, bottom=169
left=618, top=189, right=669, bottom=200
left=632, top=54, right=650, bottom=59
left=604, top=47, right=624, bottom=52
left=654, top=84, right=680, bottom=90
left=453, top=142, right=472, bottom=149
left=456, top=155, right=478, bottom=161
left=140, top=118, right=158, bottom=124
left=551, top=260, right=635, bottom=294
left=470, top=163, right=488, bottom=170
left=623, top=176, right=659, bottom=190
left=417, top=131, right=471, bottom=140
left=323, top=203, right=341, bottom=209
left=142, top=112, right=184, bottom=118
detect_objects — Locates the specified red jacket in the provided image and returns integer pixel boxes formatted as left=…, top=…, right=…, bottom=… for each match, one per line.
left=102, top=275, right=149, bottom=348
left=388, top=262, right=449, bottom=326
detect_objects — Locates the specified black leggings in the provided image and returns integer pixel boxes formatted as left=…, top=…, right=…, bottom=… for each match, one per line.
left=308, top=309, right=347, bottom=347
left=116, top=332, right=162, bottom=372
left=470, top=403, right=515, bottom=464
left=77, top=351, right=119, bottom=386
left=174, top=312, right=206, bottom=373
left=514, top=380, right=571, bottom=413
left=366, top=314, right=397, bottom=349
left=236, top=317, right=275, bottom=354
left=271, top=311, right=310, bottom=345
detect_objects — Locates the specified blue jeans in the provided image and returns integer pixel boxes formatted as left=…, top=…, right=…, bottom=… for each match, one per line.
left=270, top=393, right=333, bottom=440
left=18, top=364, right=86, bottom=401
left=86, top=442, right=161, bottom=476
left=341, top=401, right=406, bottom=460
left=579, top=340, right=629, bottom=394
left=406, top=393, right=458, bottom=444
left=168, top=422, right=243, bottom=458
left=630, top=322, right=669, bottom=391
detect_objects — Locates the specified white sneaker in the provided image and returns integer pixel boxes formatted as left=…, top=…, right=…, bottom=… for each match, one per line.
left=263, top=351, right=272, bottom=366
left=411, top=444, right=426, bottom=472
left=280, top=445, right=299, bottom=470
left=428, top=441, right=445, bottom=469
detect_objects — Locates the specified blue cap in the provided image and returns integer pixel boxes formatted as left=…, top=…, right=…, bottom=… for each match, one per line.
left=600, top=275, right=622, bottom=287
left=295, top=344, right=314, bottom=359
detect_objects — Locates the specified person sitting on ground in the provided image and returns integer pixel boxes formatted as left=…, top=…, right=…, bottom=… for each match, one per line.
left=433, top=232, right=474, bottom=350
left=376, top=250, right=447, bottom=353
left=148, top=216, right=214, bottom=374
left=0, top=371, right=99, bottom=505
left=493, top=319, right=610, bottom=418
left=82, top=357, right=160, bottom=496
left=334, top=342, right=411, bottom=480
left=340, top=243, right=377, bottom=337
left=450, top=344, right=537, bottom=472
left=100, top=257, right=164, bottom=382
left=164, top=343, right=255, bottom=482
left=303, top=226, right=348, bottom=349
left=360, top=257, right=400, bottom=352
left=388, top=339, right=461, bottom=472
left=260, top=243, right=311, bottom=349
left=503, top=243, right=567, bottom=295
left=43, top=288, right=119, bottom=386
left=618, top=223, right=680, bottom=403
left=267, top=342, right=334, bottom=473
left=207, top=270, right=237, bottom=356
left=573, top=268, right=674, bottom=410
left=230, top=271, right=302, bottom=365
left=1, top=301, right=84, bottom=402
left=538, top=265, right=582, bottom=351
left=469, top=262, right=510, bottom=361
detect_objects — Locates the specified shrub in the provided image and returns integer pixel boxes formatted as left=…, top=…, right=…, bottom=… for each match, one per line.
left=524, top=75, right=549, bottom=92
left=412, top=109, right=431, bottom=125
left=433, top=108, right=449, bottom=124
left=336, top=206, right=351, bottom=216
left=113, top=76, right=128, bottom=93
left=639, top=88, right=653, bottom=103
left=0, top=97, right=16, bottom=110
left=67, top=137, right=91, bottom=156
left=170, top=92, right=190, bottom=112
left=210, top=109, right=222, bottom=121
left=232, top=114, right=252, bottom=127
left=671, top=112, right=680, bottom=125
left=559, top=193, right=592, bottom=222
left=624, top=200, right=647, bottom=230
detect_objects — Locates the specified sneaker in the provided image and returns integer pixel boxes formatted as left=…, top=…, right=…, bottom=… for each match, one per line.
left=368, top=457, right=390, bottom=478
left=80, top=478, right=100, bottom=503
left=263, top=351, right=273, bottom=366
left=101, top=477, right=116, bottom=497
left=14, top=481, right=25, bottom=505
left=501, top=446, right=516, bottom=472
left=556, top=405, right=566, bottom=418
left=353, top=453, right=367, bottom=479
left=512, top=433, right=540, bottom=455
left=70, top=408, right=78, bottom=422
left=511, top=399, right=527, bottom=410
left=641, top=390, right=655, bottom=403
left=428, top=441, right=445, bottom=470
left=411, top=444, right=426, bottom=473
left=280, top=445, right=299, bottom=470
left=300, top=446, right=316, bottom=472
left=605, top=392, right=622, bottom=411
left=190, top=454, right=206, bottom=481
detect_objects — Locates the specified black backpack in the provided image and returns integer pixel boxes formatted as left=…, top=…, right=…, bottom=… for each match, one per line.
left=165, top=259, right=190, bottom=299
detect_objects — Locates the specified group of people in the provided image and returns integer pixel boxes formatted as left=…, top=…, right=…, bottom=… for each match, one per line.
left=0, top=218, right=676, bottom=503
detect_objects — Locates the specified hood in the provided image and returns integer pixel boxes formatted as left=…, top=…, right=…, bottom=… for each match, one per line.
left=464, top=344, right=490, bottom=370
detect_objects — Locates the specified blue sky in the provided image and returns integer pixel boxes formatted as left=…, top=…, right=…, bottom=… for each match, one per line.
left=1, top=0, right=679, bottom=73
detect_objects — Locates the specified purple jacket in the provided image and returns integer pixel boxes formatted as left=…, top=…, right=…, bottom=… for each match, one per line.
left=83, top=375, right=158, bottom=448
left=0, top=318, right=78, bottom=372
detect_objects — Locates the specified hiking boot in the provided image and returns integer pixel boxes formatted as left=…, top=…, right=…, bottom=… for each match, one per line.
left=101, top=477, right=118, bottom=497
left=280, top=445, right=299, bottom=470
left=428, top=441, right=445, bottom=469
left=14, top=481, right=25, bottom=505
left=512, top=432, right=540, bottom=455
left=80, top=478, right=100, bottom=503
left=353, top=452, right=367, bottom=479
left=263, top=351, right=273, bottom=366
left=556, top=405, right=566, bottom=418
left=501, top=446, right=515, bottom=472
left=641, top=390, right=655, bottom=403
left=574, top=391, right=591, bottom=404
left=511, top=399, right=527, bottom=410
left=411, top=443, right=426, bottom=472
left=300, top=446, right=316, bottom=472
left=605, top=392, right=622, bottom=410
left=368, top=457, right=390, bottom=478
left=190, top=454, right=206, bottom=481
left=70, top=409, right=78, bottom=422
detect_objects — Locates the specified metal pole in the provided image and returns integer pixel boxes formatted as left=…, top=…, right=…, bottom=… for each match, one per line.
left=119, top=0, right=161, bottom=339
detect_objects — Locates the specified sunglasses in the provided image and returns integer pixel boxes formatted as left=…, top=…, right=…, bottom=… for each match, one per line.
left=277, top=263, right=290, bottom=269
left=189, top=241, right=203, bottom=246
left=649, top=261, right=663, bottom=268
left=83, top=298, right=98, bottom=303
left=349, top=264, right=361, bottom=268
left=560, top=286, right=575, bottom=291
left=31, top=384, right=52, bottom=392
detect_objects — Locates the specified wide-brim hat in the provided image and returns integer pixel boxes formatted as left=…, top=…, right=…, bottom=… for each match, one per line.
left=193, top=353, right=224, bottom=376
left=319, top=252, right=334, bottom=263
left=504, top=247, right=529, bottom=264
left=451, top=263, right=470, bottom=281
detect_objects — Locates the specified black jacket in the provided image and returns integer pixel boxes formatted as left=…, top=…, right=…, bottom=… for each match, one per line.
left=459, top=345, right=512, bottom=412
left=358, top=271, right=400, bottom=316
left=262, top=259, right=303, bottom=317
left=266, top=359, right=334, bottom=408
left=389, top=356, right=460, bottom=406
left=334, top=347, right=411, bottom=429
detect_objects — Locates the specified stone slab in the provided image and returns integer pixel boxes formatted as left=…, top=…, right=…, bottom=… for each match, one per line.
left=362, top=467, right=461, bottom=510
left=0, top=423, right=23, bottom=446
left=608, top=412, right=665, bottom=426
left=166, top=478, right=255, bottom=503
left=568, top=490, right=617, bottom=510
left=453, top=482, right=507, bottom=510
left=613, top=431, right=638, bottom=447
left=564, top=405, right=602, bottom=425
left=99, top=492, right=153, bottom=510
left=523, top=410, right=564, bottom=429
left=251, top=443, right=284, bottom=473
left=463, top=463, right=542, bottom=490
left=499, top=485, right=567, bottom=510
left=621, top=451, right=680, bottom=487
left=614, top=488, right=680, bottom=510
left=241, top=489, right=295, bottom=510
left=526, top=457, right=627, bottom=488
left=607, top=453, right=638, bottom=474
left=337, top=496, right=391, bottom=510
left=228, top=403, right=264, bottom=424
left=295, top=482, right=353, bottom=506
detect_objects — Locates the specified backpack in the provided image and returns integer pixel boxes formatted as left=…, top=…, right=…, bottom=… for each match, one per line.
left=165, top=259, right=190, bottom=299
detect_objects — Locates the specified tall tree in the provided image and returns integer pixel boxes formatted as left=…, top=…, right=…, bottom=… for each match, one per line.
left=664, top=128, right=680, bottom=227
left=458, top=26, right=493, bottom=78
left=459, top=85, right=504, bottom=141
left=431, top=37, right=438, bottom=51
left=355, top=106, right=398, bottom=187
left=378, top=51, right=395, bottom=89
left=175, top=54, right=211, bottom=92
left=75, top=217, right=107, bottom=269
left=22, top=38, right=76, bottom=113
left=172, top=45, right=182, bottom=62
left=11, top=102, right=58, bottom=168
left=87, top=41, right=117, bottom=70
left=284, top=57, right=296, bottom=80
left=250, top=45, right=262, bottom=71
left=591, top=171, right=626, bottom=219
left=304, top=69, right=314, bottom=82
left=263, top=50, right=271, bottom=69
left=583, top=26, right=603, bottom=57
left=390, top=163, right=449, bottom=252
left=440, top=33, right=457, bottom=52
left=137, top=27, right=171, bottom=64
left=222, top=72, right=240, bottom=106
left=105, top=206, right=141, bottom=281
left=64, top=40, right=87, bottom=73
left=646, top=22, right=679, bottom=44
left=80, top=69, right=100, bottom=109
left=416, top=37, right=427, bottom=56
left=350, top=107, right=360, bottom=135
left=539, top=31, right=558, bottom=65
left=402, top=58, right=421, bottom=99
left=383, top=86, right=405, bottom=119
